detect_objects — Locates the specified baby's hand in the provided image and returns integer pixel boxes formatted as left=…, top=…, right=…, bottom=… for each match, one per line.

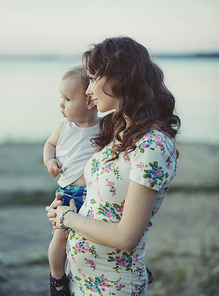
left=46, top=159, right=62, bottom=178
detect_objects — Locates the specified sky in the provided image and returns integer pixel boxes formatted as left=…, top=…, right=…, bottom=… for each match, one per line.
left=0, top=0, right=219, bottom=55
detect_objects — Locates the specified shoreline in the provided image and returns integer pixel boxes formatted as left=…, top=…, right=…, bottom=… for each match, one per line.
left=1, top=142, right=219, bottom=202
left=1, top=53, right=219, bottom=61
left=1, top=139, right=219, bottom=146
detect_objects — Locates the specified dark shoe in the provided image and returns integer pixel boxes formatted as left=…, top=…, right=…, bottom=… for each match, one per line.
left=49, top=273, right=70, bottom=296
left=146, top=267, right=153, bottom=285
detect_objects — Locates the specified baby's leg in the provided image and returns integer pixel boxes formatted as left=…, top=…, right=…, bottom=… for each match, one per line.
left=48, top=229, right=68, bottom=284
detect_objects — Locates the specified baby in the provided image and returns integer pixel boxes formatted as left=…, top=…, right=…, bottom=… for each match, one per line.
left=43, top=66, right=98, bottom=295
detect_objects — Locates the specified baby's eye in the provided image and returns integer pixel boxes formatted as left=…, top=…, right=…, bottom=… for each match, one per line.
left=66, top=97, right=70, bottom=101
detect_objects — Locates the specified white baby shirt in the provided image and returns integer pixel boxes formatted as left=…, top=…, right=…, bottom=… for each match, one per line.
left=56, top=121, right=99, bottom=187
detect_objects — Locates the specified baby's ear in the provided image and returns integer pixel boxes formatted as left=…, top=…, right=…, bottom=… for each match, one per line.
left=86, top=95, right=96, bottom=109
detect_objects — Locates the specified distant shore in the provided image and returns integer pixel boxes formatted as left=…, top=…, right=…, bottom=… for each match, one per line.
left=0, top=52, right=219, bottom=63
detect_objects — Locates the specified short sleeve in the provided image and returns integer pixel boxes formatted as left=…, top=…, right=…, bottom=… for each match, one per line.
left=129, top=130, right=177, bottom=192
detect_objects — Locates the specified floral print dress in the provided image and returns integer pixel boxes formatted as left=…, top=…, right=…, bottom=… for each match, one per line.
left=66, top=130, right=177, bottom=295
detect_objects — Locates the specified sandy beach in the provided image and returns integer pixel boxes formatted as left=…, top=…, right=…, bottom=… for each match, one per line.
left=0, top=142, right=219, bottom=295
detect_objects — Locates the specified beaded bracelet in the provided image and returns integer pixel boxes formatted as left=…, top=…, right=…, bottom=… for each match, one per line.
left=59, top=209, right=75, bottom=232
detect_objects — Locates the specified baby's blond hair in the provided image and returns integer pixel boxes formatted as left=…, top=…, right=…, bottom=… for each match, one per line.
left=62, top=66, right=89, bottom=92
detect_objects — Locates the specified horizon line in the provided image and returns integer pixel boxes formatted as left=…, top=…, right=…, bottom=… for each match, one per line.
left=0, top=52, right=219, bottom=59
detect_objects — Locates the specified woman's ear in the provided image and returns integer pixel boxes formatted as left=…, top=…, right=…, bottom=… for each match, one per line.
left=86, top=95, right=95, bottom=109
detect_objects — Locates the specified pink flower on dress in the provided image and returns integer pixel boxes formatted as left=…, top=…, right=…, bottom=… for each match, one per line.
left=115, top=207, right=123, bottom=215
left=106, top=180, right=116, bottom=197
left=99, top=281, right=108, bottom=292
left=95, top=175, right=99, bottom=184
left=87, top=181, right=92, bottom=188
left=75, top=238, right=89, bottom=253
left=86, top=259, right=96, bottom=271
left=136, top=161, right=144, bottom=172
left=99, top=282, right=108, bottom=287
left=98, top=190, right=103, bottom=202
left=79, top=285, right=85, bottom=296
left=133, top=254, right=139, bottom=260
left=144, top=134, right=154, bottom=140
left=154, top=167, right=162, bottom=176
left=141, top=142, right=147, bottom=149
left=107, top=180, right=114, bottom=187
left=100, top=275, right=109, bottom=281
left=115, top=283, right=126, bottom=291
left=155, top=134, right=161, bottom=140
left=104, top=162, right=116, bottom=173
left=166, top=155, right=173, bottom=169
left=105, top=209, right=113, bottom=218
left=124, top=155, right=130, bottom=162
left=115, top=255, right=130, bottom=267
left=115, top=255, right=121, bottom=261
left=87, top=209, right=94, bottom=218
left=155, top=140, right=165, bottom=155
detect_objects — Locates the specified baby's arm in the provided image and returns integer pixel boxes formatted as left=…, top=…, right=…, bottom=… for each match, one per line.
left=43, top=122, right=64, bottom=178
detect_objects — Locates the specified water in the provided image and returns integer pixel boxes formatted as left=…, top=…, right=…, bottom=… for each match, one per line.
left=0, top=55, right=218, bottom=144
left=156, top=57, right=219, bottom=145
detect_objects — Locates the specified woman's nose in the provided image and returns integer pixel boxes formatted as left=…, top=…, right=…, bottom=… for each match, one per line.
left=86, top=82, right=93, bottom=96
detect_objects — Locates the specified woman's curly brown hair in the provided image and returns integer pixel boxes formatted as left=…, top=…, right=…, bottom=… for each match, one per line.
left=83, top=37, right=181, bottom=160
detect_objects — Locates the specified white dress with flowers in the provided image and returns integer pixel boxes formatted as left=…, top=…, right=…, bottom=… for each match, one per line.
left=66, top=130, right=177, bottom=296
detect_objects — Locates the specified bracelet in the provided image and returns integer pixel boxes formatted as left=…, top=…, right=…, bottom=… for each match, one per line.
left=59, top=209, right=75, bottom=232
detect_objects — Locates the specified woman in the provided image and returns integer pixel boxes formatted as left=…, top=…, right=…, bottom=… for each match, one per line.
left=47, top=36, right=180, bottom=295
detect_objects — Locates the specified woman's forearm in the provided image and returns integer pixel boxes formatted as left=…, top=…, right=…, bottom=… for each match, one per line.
left=64, top=211, right=134, bottom=251
left=47, top=181, right=157, bottom=252
left=62, top=182, right=157, bottom=252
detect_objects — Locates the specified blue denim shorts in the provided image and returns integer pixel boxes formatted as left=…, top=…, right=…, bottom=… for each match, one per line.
left=55, top=184, right=87, bottom=212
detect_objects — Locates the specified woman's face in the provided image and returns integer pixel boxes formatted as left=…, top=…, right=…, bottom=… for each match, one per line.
left=86, top=75, right=120, bottom=113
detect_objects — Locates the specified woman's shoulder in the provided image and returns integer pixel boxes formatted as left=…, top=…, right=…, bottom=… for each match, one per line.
left=137, top=130, right=173, bottom=147
left=129, top=130, right=177, bottom=191
left=133, top=130, right=176, bottom=158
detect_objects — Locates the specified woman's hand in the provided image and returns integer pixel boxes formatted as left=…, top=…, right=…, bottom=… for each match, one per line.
left=46, top=193, right=62, bottom=230
left=46, top=193, right=62, bottom=221
left=46, top=194, right=76, bottom=231
left=48, top=205, right=71, bottom=231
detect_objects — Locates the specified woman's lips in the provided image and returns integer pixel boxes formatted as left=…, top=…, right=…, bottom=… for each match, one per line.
left=93, top=98, right=98, bottom=105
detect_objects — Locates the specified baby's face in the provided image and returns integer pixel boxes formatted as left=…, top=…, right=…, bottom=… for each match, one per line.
left=59, top=78, right=88, bottom=124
